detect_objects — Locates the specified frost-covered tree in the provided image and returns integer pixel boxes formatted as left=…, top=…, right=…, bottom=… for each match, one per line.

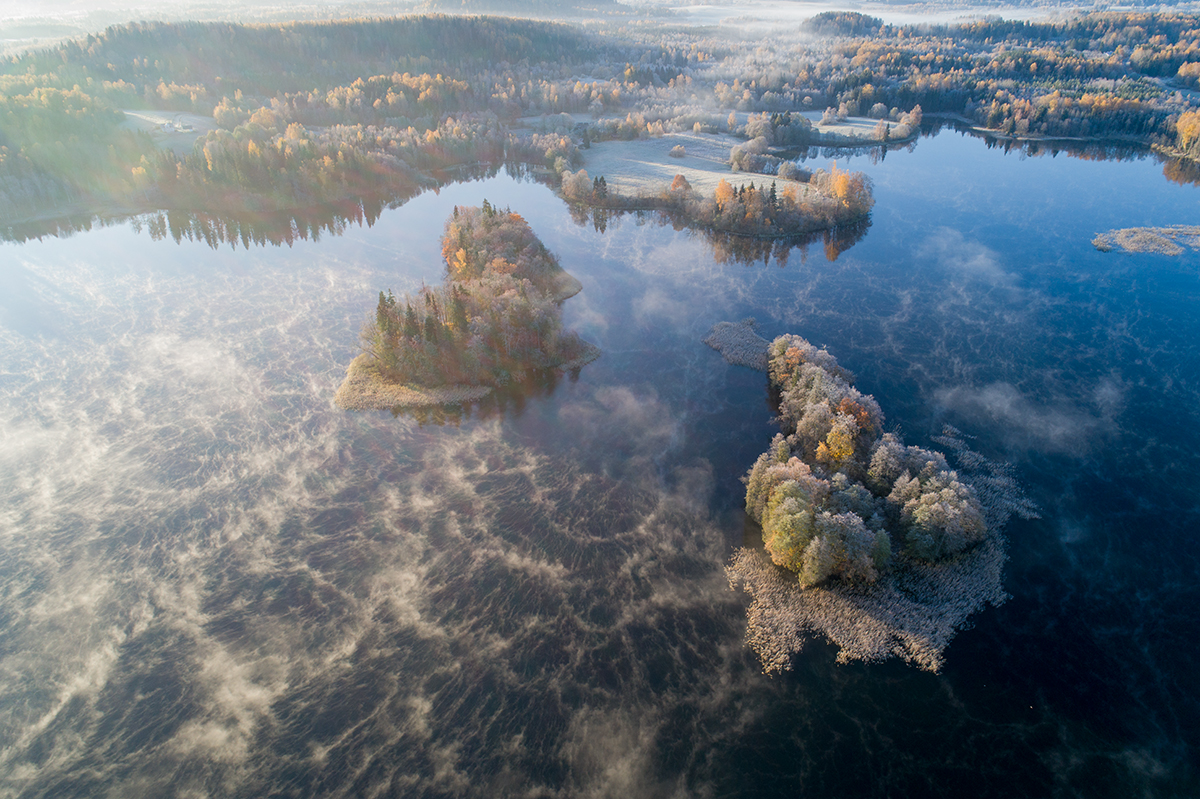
left=745, top=334, right=990, bottom=588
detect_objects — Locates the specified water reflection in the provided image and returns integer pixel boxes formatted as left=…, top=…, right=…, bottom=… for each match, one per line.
left=1, top=129, right=1198, bottom=796
left=1162, top=155, right=1200, bottom=187
left=1, top=211, right=125, bottom=244
left=781, top=139, right=920, bottom=163
left=922, top=116, right=1200, bottom=187
left=567, top=203, right=873, bottom=266
left=0, top=163, right=513, bottom=248
left=390, top=365, right=582, bottom=426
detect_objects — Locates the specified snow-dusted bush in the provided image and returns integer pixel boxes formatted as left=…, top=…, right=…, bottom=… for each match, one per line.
left=746, top=334, right=989, bottom=588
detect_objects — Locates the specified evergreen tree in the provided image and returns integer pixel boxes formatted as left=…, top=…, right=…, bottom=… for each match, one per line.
left=404, top=303, right=420, bottom=338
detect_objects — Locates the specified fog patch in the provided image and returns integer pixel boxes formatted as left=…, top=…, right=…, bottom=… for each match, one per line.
left=633, top=285, right=696, bottom=328
left=919, top=228, right=1014, bottom=287
left=936, top=381, right=1122, bottom=454
left=560, top=386, right=680, bottom=471
left=561, top=707, right=681, bottom=799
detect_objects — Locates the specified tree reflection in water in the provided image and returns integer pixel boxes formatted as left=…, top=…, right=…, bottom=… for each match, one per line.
left=568, top=202, right=874, bottom=266
left=388, top=365, right=581, bottom=427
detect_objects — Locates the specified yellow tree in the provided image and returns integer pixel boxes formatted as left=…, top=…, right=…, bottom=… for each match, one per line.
left=1177, top=110, right=1200, bottom=155
left=714, top=178, right=736, bottom=209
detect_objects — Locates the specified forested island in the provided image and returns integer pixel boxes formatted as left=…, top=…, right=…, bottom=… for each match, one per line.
left=335, top=202, right=597, bottom=410
left=6, top=10, right=1200, bottom=243
left=707, top=320, right=1036, bottom=671
left=560, top=163, right=873, bottom=240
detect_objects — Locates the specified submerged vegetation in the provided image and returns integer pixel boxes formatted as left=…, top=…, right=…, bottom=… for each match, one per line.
left=336, top=202, right=596, bottom=410
left=709, top=321, right=1037, bottom=671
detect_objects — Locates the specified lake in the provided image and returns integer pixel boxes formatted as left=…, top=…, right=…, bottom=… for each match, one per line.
left=1, top=127, right=1197, bottom=797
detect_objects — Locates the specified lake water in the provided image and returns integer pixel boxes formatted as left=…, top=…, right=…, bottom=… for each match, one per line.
left=1, top=128, right=1198, bottom=797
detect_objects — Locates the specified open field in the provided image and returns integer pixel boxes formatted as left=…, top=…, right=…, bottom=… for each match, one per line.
left=800, top=112, right=918, bottom=145
left=579, top=131, right=823, bottom=198
left=808, top=114, right=885, bottom=140
left=120, top=109, right=216, bottom=155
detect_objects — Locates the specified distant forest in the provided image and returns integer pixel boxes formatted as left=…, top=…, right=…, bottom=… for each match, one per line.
left=3, top=10, right=1199, bottom=233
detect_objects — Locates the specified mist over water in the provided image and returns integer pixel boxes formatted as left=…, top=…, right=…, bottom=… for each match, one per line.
left=1, top=130, right=1198, bottom=797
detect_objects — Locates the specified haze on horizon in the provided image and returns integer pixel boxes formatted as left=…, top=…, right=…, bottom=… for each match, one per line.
left=0, top=0, right=1166, bottom=57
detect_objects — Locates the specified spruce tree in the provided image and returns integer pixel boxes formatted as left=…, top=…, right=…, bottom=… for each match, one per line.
left=424, top=314, right=440, bottom=343
left=404, top=304, right=420, bottom=338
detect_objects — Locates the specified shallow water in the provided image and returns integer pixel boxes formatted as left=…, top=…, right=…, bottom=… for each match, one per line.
left=1, top=129, right=1197, bottom=797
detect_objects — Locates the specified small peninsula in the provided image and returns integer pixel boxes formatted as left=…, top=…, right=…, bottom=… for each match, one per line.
left=709, top=320, right=1036, bottom=672
left=335, top=202, right=598, bottom=410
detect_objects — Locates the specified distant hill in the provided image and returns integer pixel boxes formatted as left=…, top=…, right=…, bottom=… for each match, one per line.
left=417, top=0, right=627, bottom=14
left=3, top=15, right=599, bottom=93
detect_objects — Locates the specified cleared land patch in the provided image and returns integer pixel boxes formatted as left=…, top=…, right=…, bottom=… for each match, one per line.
left=806, top=114, right=894, bottom=143
left=121, top=109, right=215, bottom=155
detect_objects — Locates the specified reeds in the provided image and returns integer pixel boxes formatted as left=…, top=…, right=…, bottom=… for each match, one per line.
left=1092, top=225, right=1200, bottom=255
left=702, top=319, right=770, bottom=372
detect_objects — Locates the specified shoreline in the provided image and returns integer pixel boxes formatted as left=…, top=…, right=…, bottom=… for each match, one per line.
left=569, top=192, right=869, bottom=242
left=926, top=112, right=1157, bottom=148
left=804, top=128, right=919, bottom=148
left=335, top=342, right=601, bottom=412
left=334, top=353, right=495, bottom=410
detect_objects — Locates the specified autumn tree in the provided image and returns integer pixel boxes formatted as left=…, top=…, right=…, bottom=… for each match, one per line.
left=1176, top=110, right=1200, bottom=158
left=745, top=333, right=987, bottom=588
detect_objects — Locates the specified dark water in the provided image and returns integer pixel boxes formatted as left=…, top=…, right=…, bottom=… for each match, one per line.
left=1, top=129, right=1197, bottom=797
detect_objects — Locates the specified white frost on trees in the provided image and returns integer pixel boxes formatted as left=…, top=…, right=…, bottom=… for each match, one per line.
left=720, top=330, right=1037, bottom=672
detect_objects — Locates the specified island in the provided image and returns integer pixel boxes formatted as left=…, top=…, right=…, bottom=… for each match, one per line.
left=707, top=320, right=1037, bottom=672
left=335, top=202, right=598, bottom=411
left=559, top=159, right=874, bottom=240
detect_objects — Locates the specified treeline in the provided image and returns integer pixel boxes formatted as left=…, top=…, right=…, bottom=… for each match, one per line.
left=802, top=12, right=884, bottom=38
left=3, top=16, right=598, bottom=98
left=0, top=83, right=157, bottom=217
left=746, top=335, right=987, bottom=587
left=709, top=12, right=1198, bottom=151
left=938, top=13, right=1200, bottom=77
left=361, top=203, right=590, bottom=388
left=212, top=73, right=477, bottom=129
left=159, top=114, right=513, bottom=211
